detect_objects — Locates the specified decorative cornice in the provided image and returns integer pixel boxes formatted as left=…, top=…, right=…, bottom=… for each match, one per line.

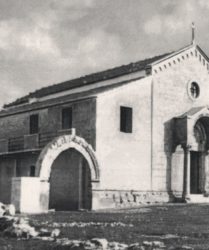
left=152, top=45, right=209, bottom=75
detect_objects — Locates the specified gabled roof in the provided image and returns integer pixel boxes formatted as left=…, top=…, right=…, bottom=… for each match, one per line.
left=0, top=77, right=144, bottom=117
left=4, top=52, right=171, bottom=108
left=4, top=43, right=209, bottom=109
left=150, top=44, right=209, bottom=66
left=149, top=44, right=193, bottom=66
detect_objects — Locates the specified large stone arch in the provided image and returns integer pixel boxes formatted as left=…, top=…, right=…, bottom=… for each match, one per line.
left=36, top=134, right=100, bottom=182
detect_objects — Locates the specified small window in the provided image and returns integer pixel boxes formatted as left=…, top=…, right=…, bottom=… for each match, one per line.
left=190, top=82, right=200, bottom=99
left=30, top=165, right=35, bottom=177
left=30, top=114, right=39, bottom=134
left=120, top=106, right=132, bottom=133
left=62, top=107, right=72, bottom=130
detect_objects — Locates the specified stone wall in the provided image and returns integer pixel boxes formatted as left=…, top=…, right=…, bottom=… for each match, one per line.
left=171, top=145, right=184, bottom=199
left=92, top=190, right=171, bottom=209
left=0, top=98, right=96, bottom=205
left=11, top=177, right=49, bottom=213
left=0, top=109, right=48, bottom=139
left=0, top=98, right=96, bottom=148
left=96, top=76, right=152, bottom=191
left=16, top=153, right=39, bottom=177
left=0, top=158, right=16, bottom=203
left=152, top=46, right=209, bottom=192
left=0, top=152, right=40, bottom=203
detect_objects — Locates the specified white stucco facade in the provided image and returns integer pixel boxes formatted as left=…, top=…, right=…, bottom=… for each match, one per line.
left=2, top=43, right=209, bottom=213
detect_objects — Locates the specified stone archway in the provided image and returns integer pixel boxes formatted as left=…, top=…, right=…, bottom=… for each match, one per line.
left=190, top=119, right=207, bottom=194
left=36, top=134, right=100, bottom=182
left=35, top=134, right=100, bottom=210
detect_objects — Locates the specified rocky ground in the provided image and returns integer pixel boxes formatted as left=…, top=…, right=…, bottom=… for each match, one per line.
left=1, top=204, right=209, bottom=249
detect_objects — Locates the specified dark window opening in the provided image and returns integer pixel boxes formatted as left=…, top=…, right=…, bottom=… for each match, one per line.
left=120, top=106, right=132, bottom=133
left=190, top=82, right=200, bottom=99
left=62, top=107, right=72, bottom=130
left=16, top=159, right=21, bottom=177
left=30, top=165, right=35, bottom=177
left=30, top=114, right=39, bottom=134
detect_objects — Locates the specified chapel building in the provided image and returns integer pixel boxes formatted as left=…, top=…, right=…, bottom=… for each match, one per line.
left=0, top=42, right=208, bottom=213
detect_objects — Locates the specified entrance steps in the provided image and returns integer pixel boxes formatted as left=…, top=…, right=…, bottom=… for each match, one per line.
left=188, top=194, right=209, bottom=203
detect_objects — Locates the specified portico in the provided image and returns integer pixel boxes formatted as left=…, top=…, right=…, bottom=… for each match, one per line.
left=174, top=107, right=209, bottom=201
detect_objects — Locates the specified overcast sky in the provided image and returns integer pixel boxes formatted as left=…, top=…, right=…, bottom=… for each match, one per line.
left=0, top=0, right=209, bottom=106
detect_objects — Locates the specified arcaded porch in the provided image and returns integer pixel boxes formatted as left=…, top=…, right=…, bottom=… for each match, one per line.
left=172, top=106, right=209, bottom=202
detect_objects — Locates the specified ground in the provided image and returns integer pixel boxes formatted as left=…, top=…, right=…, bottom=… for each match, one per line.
left=1, top=204, right=209, bottom=249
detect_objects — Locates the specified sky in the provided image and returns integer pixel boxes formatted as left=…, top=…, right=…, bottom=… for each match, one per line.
left=0, top=0, right=209, bottom=106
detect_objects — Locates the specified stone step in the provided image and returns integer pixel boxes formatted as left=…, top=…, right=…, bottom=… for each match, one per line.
left=188, top=194, right=209, bottom=203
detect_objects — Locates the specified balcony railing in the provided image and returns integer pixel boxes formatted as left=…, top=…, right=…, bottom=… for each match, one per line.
left=0, top=128, right=75, bottom=154
left=8, top=136, right=24, bottom=152
left=38, top=131, right=57, bottom=148
left=39, top=129, right=75, bottom=148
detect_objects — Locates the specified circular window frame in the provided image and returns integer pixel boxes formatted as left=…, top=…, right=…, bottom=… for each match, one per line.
left=187, top=80, right=200, bottom=100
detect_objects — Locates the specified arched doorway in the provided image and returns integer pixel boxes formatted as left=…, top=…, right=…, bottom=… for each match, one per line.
left=190, top=119, right=207, bottom=194
left=36, top=134, right=100, bottom=211
left=174, top=107, right=209, bottom=200
left=49, top=148, right=92, bottom=210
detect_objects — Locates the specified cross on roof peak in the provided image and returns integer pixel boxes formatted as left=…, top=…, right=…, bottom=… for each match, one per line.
left=192, top=22, right=196, bottom=45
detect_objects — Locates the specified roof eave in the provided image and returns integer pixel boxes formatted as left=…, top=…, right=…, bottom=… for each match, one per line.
left=148, top=44, right=194, bottom=67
